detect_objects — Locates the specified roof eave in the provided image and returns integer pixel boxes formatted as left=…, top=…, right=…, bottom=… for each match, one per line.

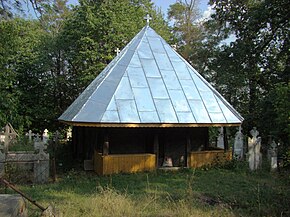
left=59, top=120, right=243, bottom=128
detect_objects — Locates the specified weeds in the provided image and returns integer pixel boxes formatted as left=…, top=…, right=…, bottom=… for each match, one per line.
left=1, top=165, right=289, bottom=217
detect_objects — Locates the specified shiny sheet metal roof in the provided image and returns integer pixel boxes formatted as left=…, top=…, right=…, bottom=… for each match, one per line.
left=59, top=25, right=244, bottom=125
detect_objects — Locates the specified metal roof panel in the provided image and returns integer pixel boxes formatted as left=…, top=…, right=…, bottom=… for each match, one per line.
left=59, top=25, right=243, bottom=125
left=132, top=87, right=156, bottom=112
left=154, top=99, right=178, bottom=123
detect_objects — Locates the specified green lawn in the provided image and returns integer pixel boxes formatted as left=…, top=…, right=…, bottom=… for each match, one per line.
left=1, top=162, right=289, bottom=217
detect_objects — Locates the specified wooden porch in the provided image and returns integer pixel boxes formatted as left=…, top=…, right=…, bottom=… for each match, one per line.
left=93, top=150, right=232, bottom=175
left=73, top=126, right=233, bottom=175
left=188, top=150, right=232, bottom=168
left=94, top=152, right=155, bottom=175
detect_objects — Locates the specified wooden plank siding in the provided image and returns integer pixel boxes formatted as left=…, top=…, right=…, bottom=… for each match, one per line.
left=188, top=150, right=232, bottom=168
left=94, top=152, right=156, bottom=175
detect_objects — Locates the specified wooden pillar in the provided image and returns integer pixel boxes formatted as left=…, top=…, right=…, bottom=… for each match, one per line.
left=186, top=135, right=191, bottom=167
left=103, top=133, right=109, bottom=156
left=94, top=130, right=98, bottom=152
left=72, top=127, right=77, bottom=157
left=205, top=127, right=209, bottom=150
left=153, top=134, right=159, bottom=168
left=223, top=127, right=229, bottom=151
left=88, top=128, right=94, bottom=159
left=77, top=127, right=83, bottom=159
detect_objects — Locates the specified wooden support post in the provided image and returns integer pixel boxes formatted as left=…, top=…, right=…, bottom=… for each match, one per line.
left=94, top=131, right=98, bottom=152
left=205, top=127, right=209, bottom=150
left=153, top=134, right=159, bottom=168
left=72, top=127, right=77, bottom=157
left=103, top=134, right=109, bottom=156
left=223, top=127, right=229, bottom=151
left=77, top=127, right=84, bottom=159
left=186, top=135, right=191, bottom=167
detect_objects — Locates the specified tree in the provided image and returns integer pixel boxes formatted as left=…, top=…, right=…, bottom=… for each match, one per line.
left=0, top=1, right=71, bottom=132
left=168, top=0, right=202, bottom=61
left=56, top=0, right=172, bottom=113
left=207, top=0, right=289, bottom=144
left=0, top=0, right=49, bottom=19
left=0, top=19, right=20, bottom=127
left=0, top=18, right=46, bottom=130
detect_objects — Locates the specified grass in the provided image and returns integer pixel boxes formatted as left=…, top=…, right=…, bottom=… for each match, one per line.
left=1, top=161, right=289, bottom=217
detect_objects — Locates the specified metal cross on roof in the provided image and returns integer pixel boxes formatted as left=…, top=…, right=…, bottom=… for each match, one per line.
left=114, top=48, right=120, bottom=55
left=144, top=14, right=152, bottom=25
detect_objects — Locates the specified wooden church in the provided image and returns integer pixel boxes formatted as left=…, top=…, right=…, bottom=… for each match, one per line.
left=59, top=19, right=243, bottom=175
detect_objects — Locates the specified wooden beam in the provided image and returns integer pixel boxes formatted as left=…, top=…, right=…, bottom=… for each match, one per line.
left=186, top=135, right=191, bottom=167
left=77, top=127, right=82, bottom=159
left=103, top=134, right=109, bottom=156
left=153, top=134, right=159, bottom=168
left=223, top=127, right=229, bottom=151
left=72, top=126, right=77, bottom=156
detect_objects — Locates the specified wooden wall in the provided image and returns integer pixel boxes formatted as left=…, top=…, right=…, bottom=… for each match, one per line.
left=94, top=152, right=156, bottom=175
left=188, top=150, right=232, bottom=168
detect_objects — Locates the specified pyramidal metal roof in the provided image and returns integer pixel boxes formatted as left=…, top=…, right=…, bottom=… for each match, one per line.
left=59, top=25, right=244, bottom=126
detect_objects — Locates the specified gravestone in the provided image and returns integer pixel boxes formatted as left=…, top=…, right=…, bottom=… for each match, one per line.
left=0, top=132, right=5, bottom=144
left=248, top=127, right=262, bottom=171
left=171, top=44, right=177, bottom=51
left=33, top=134, right=41, bottom=149
left=25, top=130, right=34, bottom=142
left=2, top=124, right=18, bottom=152
left=0, top=143, right=5, bottom=176
left=268, top=140, right=278, bottom=171
left=217, top=127, right=224, bottom=149
left=234, top=126, right=244, bottom=159
left=34, top=138, right=49, bottom=184
left=42, top=129, right=49, bottom=144
left=0, top=194, right=27, bottom=217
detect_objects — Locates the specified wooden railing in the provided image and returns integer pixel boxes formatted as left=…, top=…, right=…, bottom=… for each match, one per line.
left=94, top=152, right=156, bottom=175
left=188, top=150, right=232, bottom=168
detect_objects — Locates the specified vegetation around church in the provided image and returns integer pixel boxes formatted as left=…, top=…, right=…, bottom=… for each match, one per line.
left=0, top=0, right=289, bottom=215
left=2, top=163, right=288, bottom=217
left=0, top=0, right=289, bottom=146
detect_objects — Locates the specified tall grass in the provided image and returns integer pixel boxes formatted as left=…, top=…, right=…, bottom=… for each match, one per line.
left=1, top=162, right=289, bottom=217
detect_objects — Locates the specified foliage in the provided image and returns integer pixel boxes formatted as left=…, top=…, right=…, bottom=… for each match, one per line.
left=168, top=0, right=200, bottom=58
left=204, top=0, right=289, bottom=144
left=281, top=149, right=290, bottom=169
left=0, top=18, right=45, bottom=129
left=167, top=0, right=208, bottom=73
left=0, top=0, right=60, bottom=19
left=0, top=0, right=288, bottom=153
left=0, top=19, right=20, bottom=126
left=0, top=0, right=172, bottom=132
left=8, top=135, right=34, bottom=152
left=58, top=0, right=171, bottom=92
